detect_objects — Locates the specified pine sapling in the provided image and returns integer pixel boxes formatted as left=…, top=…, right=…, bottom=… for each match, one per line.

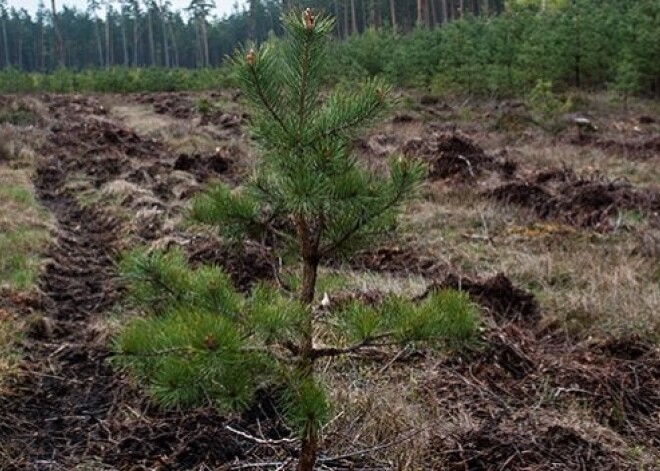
left=114, top=10, right=479, bottom=471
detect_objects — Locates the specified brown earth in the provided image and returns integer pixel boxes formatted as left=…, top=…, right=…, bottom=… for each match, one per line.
left=0, top=95, right=284, bottom=470
left=488, top=172, right=660, bottom=230
left=0, top=93, right=658, bottom=470
left=403, top=131, right=517, bottom=180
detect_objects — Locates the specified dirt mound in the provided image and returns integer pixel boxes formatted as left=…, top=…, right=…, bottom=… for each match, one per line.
left=173, top=151, right=233, bottom=182
left=428, top=273, right=540, bottom=325
left=0, top=344, right=117, bottom=470
left=101, top=386, right=288, bottom=470
left=186, top=236, right=274, bottom=291
left=136, top=92, right=196, bottom=120
left=37, top=198, right=121, bottom=324
left=440, top=421, right=624, bottom=470
left=42, top=94, right=108, bottom=120
left=489, top=181, right=554, bottom=212
left=346, top=246, right=445, bottom=277
left=403, top=131, right=516, bottom=180
left=200, top=111, right=243, bottom=128
left=134, top=92, right=243, bottom=130
left=573, top=133, right=660, bottom=160
left=354, top=133, right=399, bottom=158
left=50, top=120, right=162, bottom=160
left=546, top=341, right=660, bottom=446
left=489, top=174, right=660, bottom=230
left=423, top=325, right=660, bottom=469
left=534, top=166, right=577, bottom=184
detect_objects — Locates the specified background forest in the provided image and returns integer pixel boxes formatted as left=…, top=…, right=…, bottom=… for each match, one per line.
left=0, top=0, right=658, bottom=96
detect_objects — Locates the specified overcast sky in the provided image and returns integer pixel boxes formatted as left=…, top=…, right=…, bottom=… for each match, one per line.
left=10, top=0, right=244, bottom=18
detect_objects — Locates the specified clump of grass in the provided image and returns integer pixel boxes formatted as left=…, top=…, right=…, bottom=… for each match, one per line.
left=0, top=229, right=50, bottom=290
left=0, top=142, right=52, bottom=385
left=0, top=99, right=42, bottom=127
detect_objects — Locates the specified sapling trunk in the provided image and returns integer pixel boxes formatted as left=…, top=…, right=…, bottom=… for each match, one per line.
left=298, top=253, right=319, bottom=470
left=297, top=425, right=319, bottom=471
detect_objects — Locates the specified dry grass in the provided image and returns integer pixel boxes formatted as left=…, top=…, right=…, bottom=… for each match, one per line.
left=386, top=90, right=660, bottom=343
left=317, top=348, right=441, bottom=468
left=400, top=181, right=660, bottom=341
left=0, top=308, right=22, bottom=394
left=0, top=163, right=52, bottom=291
left=0, top=125, right=52, bottom=388
left=74, top=91, right=660, bottom=467
left=297, top=95, right=660, bottom=467
left=112, top=104, right=177, bottom=137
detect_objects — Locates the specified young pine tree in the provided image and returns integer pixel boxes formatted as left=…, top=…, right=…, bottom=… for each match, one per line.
left=114, top=10, right=478, bottom=470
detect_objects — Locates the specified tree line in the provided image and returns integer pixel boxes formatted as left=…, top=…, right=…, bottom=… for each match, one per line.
left=0, top=0, right=567, bottom=71
left=0, top=0, right=657, bottom=97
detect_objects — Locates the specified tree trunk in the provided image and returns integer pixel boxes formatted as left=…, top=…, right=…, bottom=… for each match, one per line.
left=51, top=0, right=65, bottom=67
left=201, top=19, right=209, bottom=67
left=389, top=0, right=397, bottom=32
left=17, top=36, right=22, bottom=69
left=121, top=11, right=129, bottom=66
left=147, top=7, right=155, bottom=66
left=482, top=0, right=488, bottom=16
left=39, top=21, right=45, bottom=70
left=573, top=0, right=581, bottom=89
left=296, top=425, right=319, bottom=471
left=1, top=17, right=9, bottom=68
left=132, top=8, right=139, bottom=66
left=300, top=260, right=318, bottom=307
left=350, top=0, right=358, bottom=35
left=334, top=0, right=341, bottom=38
left=368, top=0, right=374, bottom=29
left=94, top=19, right=104, bottom=67
left=194, top=19, right=202, bottom=66
left=429, top=0, right=438, bottom=27
left=361, top=0, right=367, bottom=32
left=160, top=8, right=169, bottom=67
left=105, top=8, right=111, bottom=67
left=459, top=0, right=464, bottom=18
left=168, top=20, right=178, bottom=67
left=344, top=0, right=350, bottom=37
left=297, top=243, right=319, bottom=471
left=417, top=0, right=428, bottom=26
left=373, top=0, right=381, bottom=29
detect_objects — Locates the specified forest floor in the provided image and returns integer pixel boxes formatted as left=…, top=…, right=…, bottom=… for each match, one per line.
left=0, top=90, right=659, bottom=470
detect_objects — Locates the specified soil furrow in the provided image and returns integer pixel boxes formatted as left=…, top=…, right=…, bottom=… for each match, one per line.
left=0, top=150, right=120, bottom=469
left=1, top=99, right=272, bottom=470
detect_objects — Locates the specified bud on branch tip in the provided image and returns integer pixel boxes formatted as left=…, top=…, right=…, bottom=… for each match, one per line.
left=303, top=8, right=315, bottom=30
left=246, top=48, right=255, bottom=66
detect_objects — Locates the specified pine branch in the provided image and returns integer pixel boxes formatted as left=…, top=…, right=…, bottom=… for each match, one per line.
left=297, top=28, right=312, bottom=139
left=320, top=187, right=406, bottom=257
left=247, top=59, right=292, bottom=139
left=312, top=98, right=384, bottom=144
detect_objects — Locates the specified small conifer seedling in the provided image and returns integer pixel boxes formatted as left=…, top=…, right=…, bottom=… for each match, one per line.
left=114, top=10, right=479, bottom=471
